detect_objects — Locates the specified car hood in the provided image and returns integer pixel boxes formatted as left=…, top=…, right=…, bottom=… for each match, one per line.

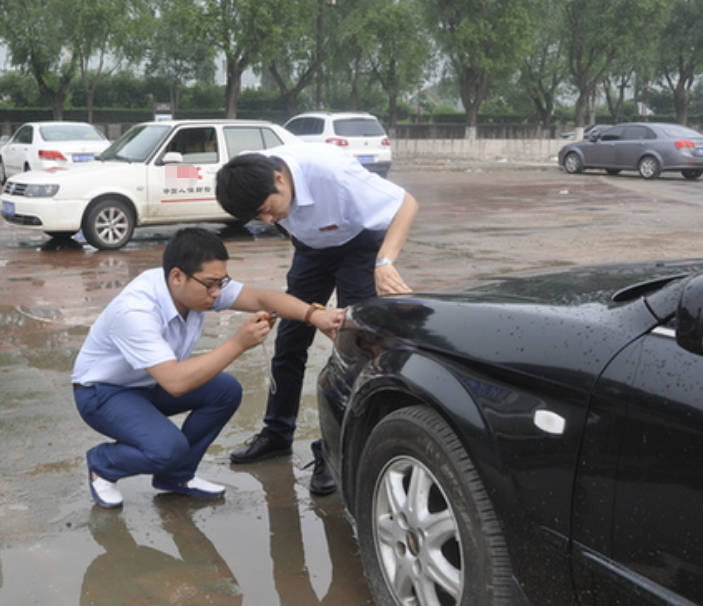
left=5, top=160, right=144, bottom=185
left=450, top=258, right=703, bottom=306
left=345, top=259, right=703, bottom=391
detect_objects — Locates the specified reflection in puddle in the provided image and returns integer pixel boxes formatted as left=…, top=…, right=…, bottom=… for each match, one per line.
left=0, top=306, right=86, bottom=372
left=83, top=501, right=242, bottom=604
left=0, top=459, right=371, bottom=605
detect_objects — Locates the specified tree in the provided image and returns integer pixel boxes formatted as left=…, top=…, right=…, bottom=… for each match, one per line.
left=658, top=0, right=703, bottom=124
left=518, top=0, right=569, bottom=128
left=364, top=0, right=433, bottom=127
left=146, top=0, right=217, bottom=112
left=0, top=0, right=78, bottom=119
left=421, top=0, right=541, bottom=129
left=263, top=0, right=319, bottom=118
left=204, top=0, right=288, bottom=118
left=562, top=0, right=669, bottom=128
left=324, top=0, right=376, bottom=112
left=73, top=0, right=151, bottom=122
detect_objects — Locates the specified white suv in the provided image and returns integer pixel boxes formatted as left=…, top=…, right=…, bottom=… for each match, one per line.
left=283, top=112, right=392, bottom=177
left=1, top=119, right=299, bottom=250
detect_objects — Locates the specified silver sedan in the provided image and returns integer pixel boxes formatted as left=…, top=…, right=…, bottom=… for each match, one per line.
left=558, top=122, right=703, bottom=180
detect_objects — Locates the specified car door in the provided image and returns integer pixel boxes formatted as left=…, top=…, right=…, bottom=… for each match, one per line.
left=145, top=125, right=224, bottom=220
left=582, top=125, right=624, bottom=168
left=571, top=327, right=703, bottom=606
left=222, top=124, right=288, bottom=158
left=145, top=124, right=291, bottom=221
left=613, top=125, right=653, bottom=169
left=2, top=124, right=34, bottom=176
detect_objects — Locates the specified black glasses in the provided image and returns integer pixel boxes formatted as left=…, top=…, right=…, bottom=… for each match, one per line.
left=185, top=272, right=231, bottom=294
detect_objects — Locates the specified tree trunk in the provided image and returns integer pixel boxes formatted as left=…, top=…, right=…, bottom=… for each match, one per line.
left=387, top=94, right=397, bottom=128
left=458, top=68, right=489, bottom=128
left=36, top=78, right=70, bottom=121
left=224, top=56, right=245, bottom=119
left=87, top=92, right=94, bottom=124
left=574, top=90, right=590, bottom=128
left=673, top=81, right=690, bottom=125
left=268, top=62, right=314, bottom=119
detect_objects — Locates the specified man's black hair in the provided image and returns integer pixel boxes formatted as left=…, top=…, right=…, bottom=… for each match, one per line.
left=162, top=227, right=229, bottom=279
left=216, top=153, right=282, bottom=224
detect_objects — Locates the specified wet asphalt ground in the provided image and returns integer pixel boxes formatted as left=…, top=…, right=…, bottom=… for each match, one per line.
left=2, top=160, right=703, bottom=605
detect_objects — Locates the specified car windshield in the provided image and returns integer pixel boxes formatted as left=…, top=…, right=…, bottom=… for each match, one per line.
left=333, top=119, right=386, bottom=137
left=99, top=124, right=171, bottom=162
left=39, top=124, right=106, bottom=142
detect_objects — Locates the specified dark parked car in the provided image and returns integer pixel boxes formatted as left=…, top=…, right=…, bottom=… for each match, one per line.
left=558, top=122, right=703, bottom=179
left=317, top=259, right=703, bottom=606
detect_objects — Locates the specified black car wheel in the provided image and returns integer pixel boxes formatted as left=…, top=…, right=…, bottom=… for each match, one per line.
left=681, top=169, right=702, bottom=180
left=355, top=406, right=513, bottom=606
left=0, top=159, right=6, bottom=183
left=563, top=152, right=584, bottom=174
left=638, top=155, right=661, bottom=179
left=82, top=198, right=135, bottom=250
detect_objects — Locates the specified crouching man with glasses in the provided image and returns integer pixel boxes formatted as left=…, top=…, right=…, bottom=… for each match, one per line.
left=72, top=227, right=342, bottom=509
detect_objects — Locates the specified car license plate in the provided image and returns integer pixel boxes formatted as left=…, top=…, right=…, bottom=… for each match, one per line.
left=357, top=155, right=375, bottom=164
left=73, top=154, right=94, bottom=162
left=2, top=200, right=15, bottom=216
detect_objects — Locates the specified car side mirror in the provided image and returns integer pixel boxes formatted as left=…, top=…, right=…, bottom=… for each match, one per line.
left=161, top=152, right=184, bottom=164
left=676, top=274, right=703, bottom=354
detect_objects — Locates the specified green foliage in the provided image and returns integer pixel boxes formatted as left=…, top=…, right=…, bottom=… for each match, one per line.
left=420, top=0, right=542, bottom=125
left=432, top=104, right=459, bottom=115
left=0, top=72, right=45, bottom=108
left=1, top=0, right=703, bottom=128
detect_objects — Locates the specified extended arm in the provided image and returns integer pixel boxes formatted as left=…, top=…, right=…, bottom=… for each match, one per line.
left=147, top=286, right=342, bottom=397
left=375, top=192, right=419, bottom=295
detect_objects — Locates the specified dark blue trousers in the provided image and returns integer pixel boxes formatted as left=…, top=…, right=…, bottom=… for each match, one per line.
left=75, top=372, right=242, bottom=483
left=263, top=229, right=385, bottom=444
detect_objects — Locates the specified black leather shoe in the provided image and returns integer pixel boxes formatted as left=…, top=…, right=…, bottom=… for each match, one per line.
left=308, top=454, right=337, bottom=496
left=229, top=433, right=292, bottom=464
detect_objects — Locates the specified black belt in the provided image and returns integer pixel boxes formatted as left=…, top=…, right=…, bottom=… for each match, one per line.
left=73, top=383, right=90, bottom=390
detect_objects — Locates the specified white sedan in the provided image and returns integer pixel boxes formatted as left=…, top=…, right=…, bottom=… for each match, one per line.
left=0, top=121, right=110, bottom=181
left=1, top=119, right=299, bottom=250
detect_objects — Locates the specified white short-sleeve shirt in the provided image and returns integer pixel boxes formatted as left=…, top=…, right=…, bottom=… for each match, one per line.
left=262, top=143, right=406, bottom=249
left=71, top=268, right=243, bottom=388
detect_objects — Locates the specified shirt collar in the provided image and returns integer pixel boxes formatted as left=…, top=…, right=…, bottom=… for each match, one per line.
left=153, top=268, right=183, bottom=324
left=275, top=152, right=313, bottom=209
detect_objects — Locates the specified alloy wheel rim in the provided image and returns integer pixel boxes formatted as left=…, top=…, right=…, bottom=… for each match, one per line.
left=373, top=455, right=463, bottom=606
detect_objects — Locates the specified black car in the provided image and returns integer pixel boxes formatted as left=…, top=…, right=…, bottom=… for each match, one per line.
left=317, top=259, right=703, bottom=606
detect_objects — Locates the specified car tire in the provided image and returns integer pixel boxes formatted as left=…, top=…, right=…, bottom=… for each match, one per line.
left=82, top=198, right=135, bottom=250
left=681, top=169, right=702, bottom=180
left=563, top=152, right=584, bottom=174
left=0, top=159, right=6, bottom=184
left=638, top=155, right=661, bottom=179
left=355, top=406, right=514, bottom=606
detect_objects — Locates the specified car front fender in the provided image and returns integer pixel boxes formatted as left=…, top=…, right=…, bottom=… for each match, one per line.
left=339, top=350, right=491, bottom=514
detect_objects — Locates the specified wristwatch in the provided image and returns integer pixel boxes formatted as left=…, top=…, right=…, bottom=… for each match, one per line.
left=305, top=302, right=326, bottom=325
left=375, top=257, right=394, bottom=267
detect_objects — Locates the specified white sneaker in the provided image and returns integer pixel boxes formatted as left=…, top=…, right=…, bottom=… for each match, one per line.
left=152, top=475, right=226, bottom=499
left=89, top=472, right=124, bottom=508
